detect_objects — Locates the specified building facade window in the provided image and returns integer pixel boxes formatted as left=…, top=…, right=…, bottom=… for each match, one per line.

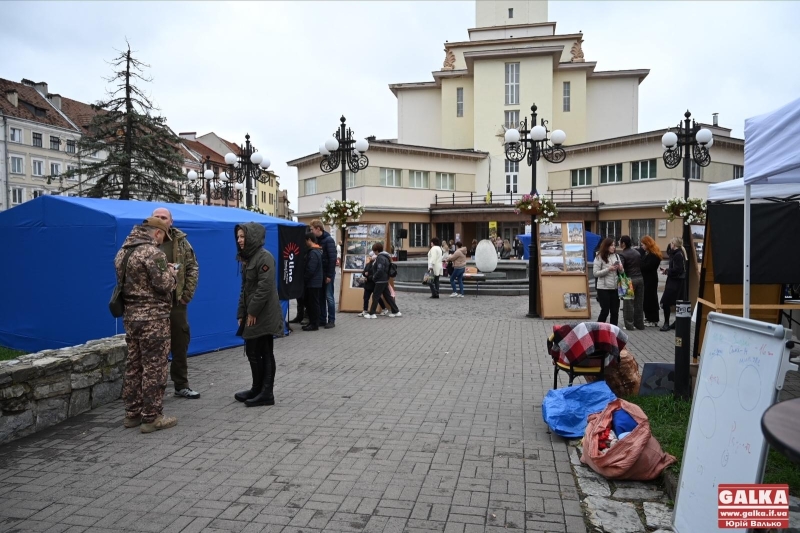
left=508, top=7, right=513, bottom=18
left=733, top=165, right=744, bottom=179
left=50, top=163, right=61, bottom=177
left=32, top=132, right=42, bottom=147
left=50, top=136, right=60, bottom=151
left=690, top=161, right=702, bottom=180
left=345, top=170, right=356, bottom=188
left=505, top=63, right=519, bottom=105
left=571, top=168, right=592, bottom=187
left=631, top=159, right=657, bottom=181
left=9, top=128, right=22, bottom=143
left=456, top=87, right=464, bottom=117
left=305, top=177, right=317, bottom=195
left=12, top=188, right=24, bottom=205
left=10, top=156, right=23, bottom=174
left=505, top=160, right=519, bottom=193
left=409, top=170, right=429, bottom=189
left=66, top=164, right=78, bottom=180
left=563, top=81, right=571, bottom=112
left=410, top=223, right=430, bottom=248
left=436, top=223, right=454, bottom=243
left=380, top=168, right=401, bottom=187
left=629, top=219, right=655, bottom=245
left=436, top=172, right=454, bottom=190
left=269, top=193, right=274, bottom=204
left=598, top=220, right=622, bottom=243
left=261, top=191, right=267, bottom=203
left=600, top=163, right=623, bottom=184
left=32, top=160, right=44, bottom=176
left=504, top=110, right=519, bottom=129
left=389, top=222, right=404, bottom=250
left=32, top=189, right=45, bottom=199
left=66, top=140, right=76, bottom=154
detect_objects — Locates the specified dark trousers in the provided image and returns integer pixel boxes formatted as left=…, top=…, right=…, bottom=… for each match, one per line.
left=369, top=282, right=399, bottom=315
left=622, top=276, right=645, bottom=330
left=169, top=304, right=190, bottom=391
left=429, top=275, right=440, bottom=296
left=293, top=297, right=305, bottom=320
left=305, top=287, right=320, bottom=327
left=245, top=334, right=276, bottom=397
left=363, top=287, right=387, bottom=312
left=597, top=289, right=619, bottom=326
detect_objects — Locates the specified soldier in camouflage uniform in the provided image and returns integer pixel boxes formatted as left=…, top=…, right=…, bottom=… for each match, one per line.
left=114, top=217, right=179, bottom=433
left=152, top=207, right=201, bottom=399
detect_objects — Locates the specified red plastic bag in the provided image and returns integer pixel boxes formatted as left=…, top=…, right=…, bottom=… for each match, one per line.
left=580, top=398, right=676, bottom=481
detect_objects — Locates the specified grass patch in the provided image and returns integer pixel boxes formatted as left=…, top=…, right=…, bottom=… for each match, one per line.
left=0, top=346, right=25, bottom=362
left=625, top=394, right=799, bottom=496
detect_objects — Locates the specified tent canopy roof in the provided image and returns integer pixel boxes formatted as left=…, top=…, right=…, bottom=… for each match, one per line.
left=744, top=96, right=800, bottom=185
left=708, top=180, right=800, bottom=202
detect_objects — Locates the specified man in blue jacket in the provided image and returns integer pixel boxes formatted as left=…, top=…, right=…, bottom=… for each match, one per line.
left=310, top=219, right=337, bottom=329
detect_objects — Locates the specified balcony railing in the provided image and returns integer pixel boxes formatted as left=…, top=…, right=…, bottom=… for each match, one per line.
left=432, top=190, right=594, bottom=206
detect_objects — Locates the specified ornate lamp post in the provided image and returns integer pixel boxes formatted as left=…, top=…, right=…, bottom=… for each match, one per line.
left=661, top=110, right=713, bottom=400
left=504, top=104, right=567, bottom=318
left=223, top=134, right=272, bottom=209
left=186, top=156, right=213, bottom=205
left=319, top=116, right=371, bottom=202
left=210, top=171, right=244, bottom=207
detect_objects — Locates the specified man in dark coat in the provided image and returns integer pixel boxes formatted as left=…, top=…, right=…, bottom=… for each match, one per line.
left=114, top=217, right=178, bottom=433
left=310, top=219, right=337, bottom=329
left=302, top=232, right=324, bottom=331
left=234, top=222, right=285, bottom=407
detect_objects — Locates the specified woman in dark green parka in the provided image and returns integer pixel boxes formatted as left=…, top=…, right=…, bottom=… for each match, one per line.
left=234, top=222, right=284, bottom=407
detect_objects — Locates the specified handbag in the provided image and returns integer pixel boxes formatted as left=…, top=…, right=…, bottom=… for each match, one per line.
left=617, top=273, right=635, bottom=300
left=109, top=245, right=141, bottom=318
left=422, top=272, right=432, bottom=285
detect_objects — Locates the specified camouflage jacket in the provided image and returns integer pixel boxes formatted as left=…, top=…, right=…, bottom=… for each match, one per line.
left=160, top=227, right=199, bottom=304
left=115, top=226, right=177, bottom=321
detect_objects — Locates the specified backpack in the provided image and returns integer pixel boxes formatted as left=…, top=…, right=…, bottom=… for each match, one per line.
left=388, top=261, right=398, bottom=278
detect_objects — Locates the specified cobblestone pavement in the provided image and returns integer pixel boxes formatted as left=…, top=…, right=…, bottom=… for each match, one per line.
left=0, top=288, right=796, bottom=532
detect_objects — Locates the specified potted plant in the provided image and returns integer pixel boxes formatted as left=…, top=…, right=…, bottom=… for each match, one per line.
left=321, top=199, right=365, bottom=228
left=513, top=194, right=558, bottom=224
left=662, top=197, right=706, bottom=225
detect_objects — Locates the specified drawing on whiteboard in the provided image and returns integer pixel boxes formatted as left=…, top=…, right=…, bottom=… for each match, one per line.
left=697, top=396, right=716, bottom=439
left=705, top=355, right=727, bottom=398
left=721, top=449, right=730, bottom=467
left=738, top=365, right=762, bottom=411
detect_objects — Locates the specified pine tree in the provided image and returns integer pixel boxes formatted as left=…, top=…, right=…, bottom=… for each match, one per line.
left=59, top=43, right=184, bottom=201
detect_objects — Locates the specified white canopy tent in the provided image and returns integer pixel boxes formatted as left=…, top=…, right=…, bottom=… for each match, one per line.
left=707, top=179, right=800, bottom=202
left=739, top=96, right=800, bottom=316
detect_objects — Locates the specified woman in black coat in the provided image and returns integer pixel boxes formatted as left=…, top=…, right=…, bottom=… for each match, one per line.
left=638, top=235, right=662, bottom=327
left=659, top=237, right=687, bottom=332
left=301, top=232, right=324, bottom=331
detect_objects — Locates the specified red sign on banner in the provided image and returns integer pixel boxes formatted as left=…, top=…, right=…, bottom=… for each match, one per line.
left=718, top=484, right=789, bottom=529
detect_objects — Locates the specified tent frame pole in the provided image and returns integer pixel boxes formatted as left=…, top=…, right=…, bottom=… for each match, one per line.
left=744, top=184, right=751, bottom=318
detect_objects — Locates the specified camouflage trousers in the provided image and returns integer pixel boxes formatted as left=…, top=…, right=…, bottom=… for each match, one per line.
left=122, top=319, right=171, bottom=423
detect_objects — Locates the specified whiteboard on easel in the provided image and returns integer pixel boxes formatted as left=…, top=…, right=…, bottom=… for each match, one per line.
left=673, top=312, right=797, bottom=533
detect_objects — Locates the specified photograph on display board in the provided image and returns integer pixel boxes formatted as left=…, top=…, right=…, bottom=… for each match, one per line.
left=344, top=254, right=366, bottom=271
left=369, top=224, right=386, bottom=238
left=347, top=240, right=368, bottom=255
left=541, top=255, right=565, bottom=272
left=658, top=219, right=667, bottom=237
left=691, top=224, right=705, bottom=241
left=694, top=242, right=704, bottom=262
left=564, top=243, right=584, bottom=258
left=540, top=240, right=563, bottom=256
left=563, top=293, right=588, bottom=311
left=566, top=223, right=583, bottom=243
left=348, top=225, right=368, bottom=239
left=366, top=240, right=384, bottom=254
left=566, top=257, right=586, bottom=273
left=350, top=273, right=366, bottom=289
left=539, top=223, right=562, bottom=238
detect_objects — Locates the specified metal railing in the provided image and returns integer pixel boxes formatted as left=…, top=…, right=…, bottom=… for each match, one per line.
left=432, top=190, right=594, bottom=206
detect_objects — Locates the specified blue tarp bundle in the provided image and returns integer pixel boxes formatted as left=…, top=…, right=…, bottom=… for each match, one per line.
left=541, top=380, right=617, bottom=438
left=0, top=196, right=304, bottom=355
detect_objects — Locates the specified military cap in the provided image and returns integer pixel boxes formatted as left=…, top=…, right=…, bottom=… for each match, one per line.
left=142, top=217, right=172, bottom=240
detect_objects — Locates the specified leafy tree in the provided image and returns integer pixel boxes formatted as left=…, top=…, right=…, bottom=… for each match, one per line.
left=59, top=43, right=184, bottom=201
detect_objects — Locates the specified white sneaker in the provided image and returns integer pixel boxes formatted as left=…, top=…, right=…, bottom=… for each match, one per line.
left=457, top=294, right=464, bottom=298
left=389, top=312, right=402, bottom=318
left=449, top=293, right=459, bottom=298
left=380, top=309, right=390, bottom=316
left=364, top=314, right=377, bottom=319
left=357, top=311, right=366, bottom=317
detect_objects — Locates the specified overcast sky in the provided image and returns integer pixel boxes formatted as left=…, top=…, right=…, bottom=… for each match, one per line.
left=3, top=1, right=799, bottom=210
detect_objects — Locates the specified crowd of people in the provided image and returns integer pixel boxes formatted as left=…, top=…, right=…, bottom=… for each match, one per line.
left=593, top=234, right=686, bottom=332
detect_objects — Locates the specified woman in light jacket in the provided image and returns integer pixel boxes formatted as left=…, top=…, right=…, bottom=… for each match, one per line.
left=427, top=237, right=444, bottom=299
left=448, top=241, right=468, bottom=297
left=593, top=237, right=623, bottom=326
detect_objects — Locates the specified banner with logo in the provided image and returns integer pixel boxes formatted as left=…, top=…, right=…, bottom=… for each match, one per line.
left=277, top=225, right=306, bottom=300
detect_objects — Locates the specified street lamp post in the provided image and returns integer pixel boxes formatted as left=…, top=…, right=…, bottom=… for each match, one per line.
left=504, top=104, right=567, bottom=318
left=210, top=171, right=244, bottom=207
left=661, top=110, right=713, bottom=400
left=319, top=116, right=371, bottom=202
left=186, top=156, right=213, bottom=205
left=224, top=134, right=272, bottom=209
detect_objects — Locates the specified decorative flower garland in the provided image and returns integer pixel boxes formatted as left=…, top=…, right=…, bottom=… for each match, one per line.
left=513, top=194, right=558, bottom=224
left=321, top=199, right=365, bottom=228
left=662, top=197, right=706, bottom=225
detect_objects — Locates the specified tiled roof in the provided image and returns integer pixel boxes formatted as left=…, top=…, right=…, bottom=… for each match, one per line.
left=0, top=78, right=76, bottom=130
left=60, top=96, right=101, bottom=134
left=220, top=138, right=242, bottom=155
left=183, top=139, right=227, bottom=165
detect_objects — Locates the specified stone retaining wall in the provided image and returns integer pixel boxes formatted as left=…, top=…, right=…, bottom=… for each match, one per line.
left=0, top=335, right=127, bottom=445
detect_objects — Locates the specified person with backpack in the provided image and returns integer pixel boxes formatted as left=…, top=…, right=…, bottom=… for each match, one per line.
left=301, top=232, right=323, bottom=331
left=364, top=242, right=401, bottom=319
left=359, top=251, right=388, bottom=316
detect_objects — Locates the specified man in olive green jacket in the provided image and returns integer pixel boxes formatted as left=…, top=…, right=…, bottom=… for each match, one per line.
left=152, top=207, right=200, bottom=399
left=234, top=222, right=284, bottom=407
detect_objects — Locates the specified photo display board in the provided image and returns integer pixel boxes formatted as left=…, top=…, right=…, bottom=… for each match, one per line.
left=538, top=221, right=591, bottom=319
left=338, top=223, right=389, bottom=313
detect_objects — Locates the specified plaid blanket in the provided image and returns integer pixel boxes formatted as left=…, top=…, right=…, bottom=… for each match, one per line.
left=548, top=322, right=628, bottom=367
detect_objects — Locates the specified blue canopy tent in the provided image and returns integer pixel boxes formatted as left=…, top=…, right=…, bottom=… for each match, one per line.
left=0, top=196, right=304, bottom=355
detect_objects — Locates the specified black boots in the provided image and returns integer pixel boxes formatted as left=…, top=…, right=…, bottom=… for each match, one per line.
left=234, top=355, right=262, bottom=402
left=245, top=353, right=275, bottom=407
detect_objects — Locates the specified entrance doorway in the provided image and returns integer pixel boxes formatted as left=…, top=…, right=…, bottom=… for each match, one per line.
left=500, top=222, right=525, bottom=243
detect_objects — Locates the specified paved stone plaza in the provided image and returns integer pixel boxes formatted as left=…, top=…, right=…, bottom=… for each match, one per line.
left=0, top=289, right=797, bottom=533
